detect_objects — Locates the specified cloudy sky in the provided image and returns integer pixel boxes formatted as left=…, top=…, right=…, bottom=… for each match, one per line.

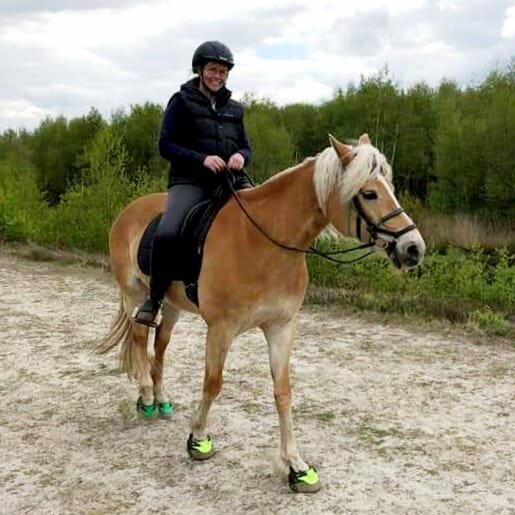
left=0, top=0, right=514, bottom=132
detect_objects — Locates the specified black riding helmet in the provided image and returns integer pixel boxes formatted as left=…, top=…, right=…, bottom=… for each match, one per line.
left=192, top=41, right=234, bottom=72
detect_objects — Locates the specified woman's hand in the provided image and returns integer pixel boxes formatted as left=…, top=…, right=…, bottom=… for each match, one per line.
left=227, top=152, right=245, bottom=170
left=203, top=155, right=226, bottom=173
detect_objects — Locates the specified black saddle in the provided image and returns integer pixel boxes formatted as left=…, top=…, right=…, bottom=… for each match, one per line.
left=137, top=172, right=249, bottom=306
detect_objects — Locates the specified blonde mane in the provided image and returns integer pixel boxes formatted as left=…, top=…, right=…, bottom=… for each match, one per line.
left=313, top=144, right=393, bottom=215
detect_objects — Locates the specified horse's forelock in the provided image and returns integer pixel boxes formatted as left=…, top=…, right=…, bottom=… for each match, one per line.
left=314, top=144, right=392, bottom=213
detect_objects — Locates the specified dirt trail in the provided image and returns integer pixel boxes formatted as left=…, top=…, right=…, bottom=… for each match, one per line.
left=0, top=249, right=514, bottom=514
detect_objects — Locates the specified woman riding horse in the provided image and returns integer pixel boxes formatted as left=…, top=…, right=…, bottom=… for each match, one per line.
left=100, top=133, right=425, bottom=493
left=134, top=40, right=252, bottom=326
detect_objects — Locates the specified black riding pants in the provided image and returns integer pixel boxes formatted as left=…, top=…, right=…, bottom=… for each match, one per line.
left=149, top=183, right=210, bottom=302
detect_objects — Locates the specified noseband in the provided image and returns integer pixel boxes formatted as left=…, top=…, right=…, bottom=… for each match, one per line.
left=353, top=197, right=417, bottom=251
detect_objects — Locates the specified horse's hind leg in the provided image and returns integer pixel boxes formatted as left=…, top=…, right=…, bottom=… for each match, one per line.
left=152, top=303, right=180, bottom=418
left=188, top=324, right=234, bottom=460
left=117, top=289, right=156, bottom=417
left=131, top=323, right=157, bottom=416
left=263, top=318, right=321, bottom=493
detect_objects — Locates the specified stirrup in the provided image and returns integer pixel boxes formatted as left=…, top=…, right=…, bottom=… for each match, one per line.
left=131, top=299, right=163, bottom=328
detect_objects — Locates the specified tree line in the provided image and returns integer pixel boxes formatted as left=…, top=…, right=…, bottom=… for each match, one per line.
left=1, top=60, right=514, bottom=236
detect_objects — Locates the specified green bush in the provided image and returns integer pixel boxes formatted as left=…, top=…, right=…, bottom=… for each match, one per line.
left=0, top=159, right=45, bottom=242
left=470, top=308, right=510, bottom=337
left=37, top=127, right=165, bottom=253
left=308, top=237, right=514, bottom=325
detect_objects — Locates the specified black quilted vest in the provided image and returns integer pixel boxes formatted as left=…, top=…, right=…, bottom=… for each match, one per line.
left=167, top=79, right=245, bottom=187
left=179, top=82, right=243, bottom=161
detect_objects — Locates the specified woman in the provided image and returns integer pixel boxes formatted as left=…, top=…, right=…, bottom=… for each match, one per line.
left=134, top=41, right=252, bottom=326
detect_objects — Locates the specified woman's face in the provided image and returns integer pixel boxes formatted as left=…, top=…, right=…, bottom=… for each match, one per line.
left=201, top=62, right=229, bottom=92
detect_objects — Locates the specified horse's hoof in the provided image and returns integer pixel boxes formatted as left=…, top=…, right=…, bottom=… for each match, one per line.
left=136, top=396, right=157, bottom=418
left=288, top=466, right=321, bottom=493
left=157, top=401, right=174, bottom=418
left=187, top=433, right=215, bottom=461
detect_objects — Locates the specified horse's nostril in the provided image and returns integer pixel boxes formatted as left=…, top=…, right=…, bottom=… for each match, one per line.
left=407, top=244, right=419, bottom=258
left=404, top=244, right=421, bottom=266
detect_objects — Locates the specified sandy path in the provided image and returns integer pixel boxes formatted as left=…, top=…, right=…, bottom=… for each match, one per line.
left=0, top=250, right=514, bottom=514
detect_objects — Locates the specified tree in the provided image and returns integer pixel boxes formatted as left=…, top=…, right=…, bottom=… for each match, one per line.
left=244, top=107, right=295, bottom=183
left=394, top=82, right=436, bottom=199
left=122, top=102, right=167, bottom=180
left=281, top=103, right=327, bottom=160
left=31, top=109, right=104, bottom=204
left=481, top=65, right=515, bottom=219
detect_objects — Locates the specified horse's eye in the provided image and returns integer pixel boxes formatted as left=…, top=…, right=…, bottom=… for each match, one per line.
left=361, top=190, right=378, bottom=200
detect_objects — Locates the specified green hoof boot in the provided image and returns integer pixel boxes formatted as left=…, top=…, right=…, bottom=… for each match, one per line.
left=136, top=397, right=157, bottom=419
left=157, top=401, right=173, bottom=418
left=187, top=433, right=215, bottom=461
left=288, top=466, right=321, bottom=493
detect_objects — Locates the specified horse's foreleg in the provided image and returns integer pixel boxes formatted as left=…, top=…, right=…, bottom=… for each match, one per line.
left=188, top=324, right=233, bottom=459
left=263, top=319, right=307, bottom=470
left=152, top=304, right=180, bottom=417
left=263, top=318, right=321, bottom=492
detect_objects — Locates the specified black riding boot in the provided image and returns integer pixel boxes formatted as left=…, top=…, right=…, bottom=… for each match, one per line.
left=133, top=296, right=163, bottom=327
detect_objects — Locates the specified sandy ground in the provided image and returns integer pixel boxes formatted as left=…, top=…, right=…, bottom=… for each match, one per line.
left=0, top=248, right=514, bottom=515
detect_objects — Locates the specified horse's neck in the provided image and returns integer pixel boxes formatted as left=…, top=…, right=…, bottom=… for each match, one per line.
left=246, top=163, right=327, bottom=248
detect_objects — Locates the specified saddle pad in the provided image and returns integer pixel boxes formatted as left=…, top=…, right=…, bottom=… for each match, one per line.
left=136, top=203, right=216, bottom=283
left=137, top=214, right=161, bottom=276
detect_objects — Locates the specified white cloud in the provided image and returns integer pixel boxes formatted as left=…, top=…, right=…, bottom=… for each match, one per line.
left=237, top=75, right=334, bottom=105
left=0, top=100, right=53, bottom=124
left=502, top=4, right=515, bottom=37
left=0, top=0, right=513, bottom=131
left=1, top=4, right=175, bottom=50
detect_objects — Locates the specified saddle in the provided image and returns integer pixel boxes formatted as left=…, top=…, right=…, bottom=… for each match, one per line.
left=137, top=172, right=249, bottom=306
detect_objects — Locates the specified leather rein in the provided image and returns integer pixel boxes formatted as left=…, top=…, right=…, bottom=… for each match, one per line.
left=223, top=169, right=416, bottom=265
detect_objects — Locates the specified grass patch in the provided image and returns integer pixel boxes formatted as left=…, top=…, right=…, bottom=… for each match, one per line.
left=418, top=211, right=515, bottom=253
left=469, top=308, right=511, bottom=337
left=316, top=411, right=336, bottom=423
left=357, top=423, right=404, bottom=445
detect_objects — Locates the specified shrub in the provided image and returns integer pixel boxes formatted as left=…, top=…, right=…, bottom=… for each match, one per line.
left=0, top=159, right=45, bottom=242
left=38, top=127, right=165, bottom=253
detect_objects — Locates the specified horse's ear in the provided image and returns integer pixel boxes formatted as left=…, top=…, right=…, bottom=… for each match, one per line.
left=358, top=133, right=372, bottom=145
left=329, top=134, right=351, bottom=163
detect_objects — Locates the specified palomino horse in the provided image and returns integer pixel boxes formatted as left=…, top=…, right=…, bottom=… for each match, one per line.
left=99, top=134, right=425, bottom=493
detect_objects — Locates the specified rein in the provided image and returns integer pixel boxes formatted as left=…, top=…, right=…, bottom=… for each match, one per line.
left=222, top=170, right=377, bottom=265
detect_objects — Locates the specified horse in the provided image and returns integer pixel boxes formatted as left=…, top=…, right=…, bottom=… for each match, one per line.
left=98, top=133, right=425, bottom=493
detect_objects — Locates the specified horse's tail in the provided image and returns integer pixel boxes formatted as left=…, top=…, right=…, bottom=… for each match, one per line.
left=97, top=297, right=131, bottom=353
left=97, top=295, right=150, bottom=380
left=98, top=192, right=167, bottom=378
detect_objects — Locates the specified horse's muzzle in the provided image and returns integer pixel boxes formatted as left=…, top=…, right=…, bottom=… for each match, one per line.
left=389, top=231, right=426, bottom=270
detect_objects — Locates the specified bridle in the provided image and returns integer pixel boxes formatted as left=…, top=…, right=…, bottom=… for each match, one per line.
left=352, top=197, right=417, bottom=253
left=223, top=169, right=417, bottom=265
